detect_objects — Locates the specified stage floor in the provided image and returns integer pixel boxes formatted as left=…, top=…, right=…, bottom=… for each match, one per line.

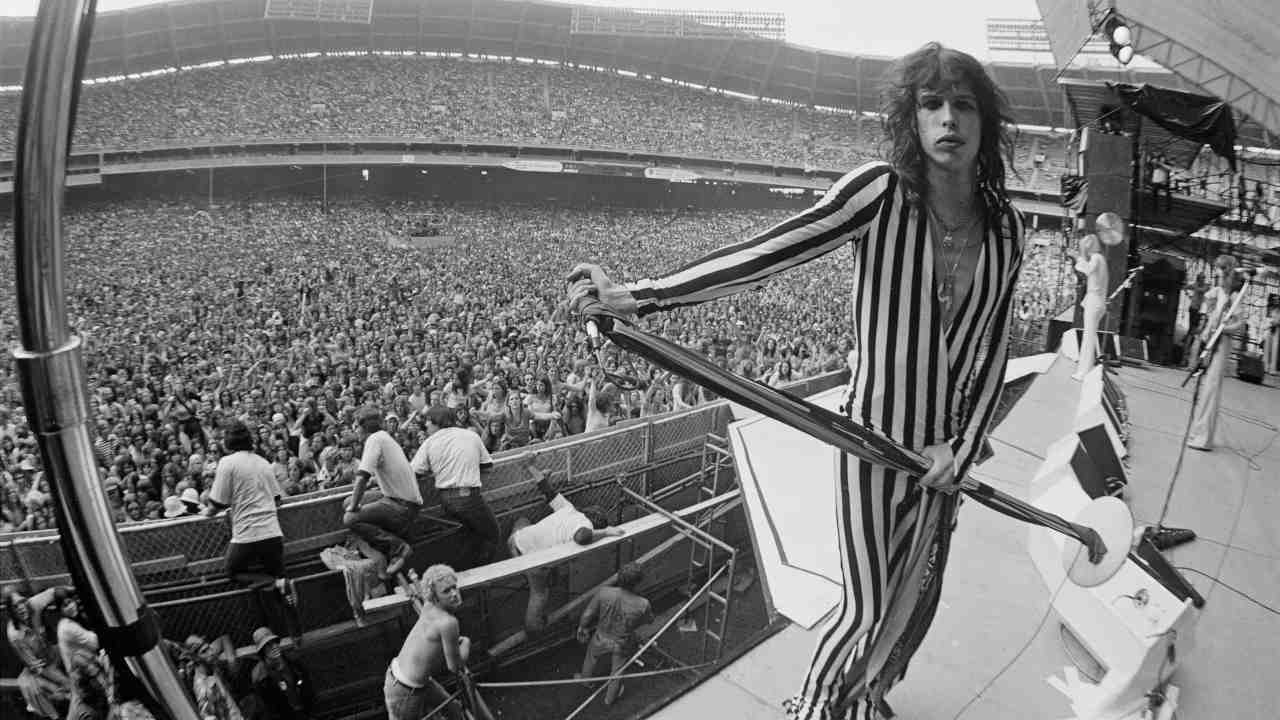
left=649, top=357, right=1280, bottom=719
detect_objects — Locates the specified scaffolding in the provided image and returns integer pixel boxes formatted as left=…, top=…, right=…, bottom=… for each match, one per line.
left=384, top=437, right=744, bottom=720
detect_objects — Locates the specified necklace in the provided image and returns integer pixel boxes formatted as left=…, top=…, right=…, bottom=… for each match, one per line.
left=937, top=245, right=968, bottom=314
left=928, top=207, right=983, bottom=315
left=927, top=203, right=978, bottom=249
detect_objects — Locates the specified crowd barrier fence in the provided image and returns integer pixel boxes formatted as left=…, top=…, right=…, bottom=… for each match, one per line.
left=0, top=372, right=846, bottom=589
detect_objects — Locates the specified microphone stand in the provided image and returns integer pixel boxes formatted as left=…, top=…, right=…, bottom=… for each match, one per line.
left=1099, top=265, right=1141, bottom=368
left=1147, top=276, right=1253, bottom=552
left=573, top=299, right=1114, bottom=565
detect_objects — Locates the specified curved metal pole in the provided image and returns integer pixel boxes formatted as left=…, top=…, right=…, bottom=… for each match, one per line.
left=576, top=302, right=1109, bottom=565
left=11, top=1, right=197, bottom=718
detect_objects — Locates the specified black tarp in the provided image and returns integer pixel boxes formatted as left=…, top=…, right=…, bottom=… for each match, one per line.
left=1107, top=82, right=1238, bottom=170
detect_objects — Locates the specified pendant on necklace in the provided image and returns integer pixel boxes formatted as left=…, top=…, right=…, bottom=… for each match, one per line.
left=942, top=231, right=954, bottom=249
left=937, top=275, right=953, bottom=308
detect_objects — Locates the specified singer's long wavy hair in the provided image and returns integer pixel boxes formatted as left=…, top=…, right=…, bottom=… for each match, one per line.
left=881, top=42, right=1018, bottom=208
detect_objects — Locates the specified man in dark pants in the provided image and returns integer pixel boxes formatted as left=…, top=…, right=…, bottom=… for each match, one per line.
left=205, top=421, right=297, bottom=609
left=411, top=406, right=502, bottom=570
left=344, top=406, right=422, bottom=576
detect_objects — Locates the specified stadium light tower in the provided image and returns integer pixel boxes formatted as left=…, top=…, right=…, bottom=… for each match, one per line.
left=1101, top=11, right=1133, bottom=65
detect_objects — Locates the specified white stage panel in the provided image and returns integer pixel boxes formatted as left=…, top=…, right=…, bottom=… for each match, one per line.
left=728, top=386, right=846, bottom=629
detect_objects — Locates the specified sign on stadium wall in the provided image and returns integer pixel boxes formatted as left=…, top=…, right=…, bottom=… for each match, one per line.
left=643, top=167, right=700, bottom=183
left=503, top=159, right=564, bottom=173
left=561, top=162, right=645, bottom=178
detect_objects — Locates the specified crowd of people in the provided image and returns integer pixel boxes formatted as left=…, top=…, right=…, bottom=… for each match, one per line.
left=0, top=191, right=1080, bottom=536
left=4, top=583, right=316, bottom=720
left=3, top=416, right=660, bottom=720
left=0, top=199, right=835, bottom=534
left=0, top=54, right=1068, bottom=192
left=2, top=46, right=1275, bottom=720
left=1012, top=229, right=1079, bottom=351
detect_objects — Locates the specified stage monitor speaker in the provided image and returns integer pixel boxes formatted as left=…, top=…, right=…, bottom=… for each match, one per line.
left=1074, top=423, right=1128, bottom=496
left=1070, top=440, right=1111, bottom=499
left=1099, top=330, right=1120, bottom=361
left=1117, top=335, right=1149, bottom=363
left=1081, top=129, right=1134, bottom=335
left=1237, top=352, right=1264, bottom=383
left=1130, top=255, right=1183, bottom=364
left=1101, top=371, right=1128, bottom=426
left=1076, top=366, right=1128, bottom=460
left=1027, top=432, right=1199, bottom=718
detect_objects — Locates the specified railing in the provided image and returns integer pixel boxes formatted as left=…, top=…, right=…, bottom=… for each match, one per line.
left=0, top=134, right=1064, bottom=197
left=3, top=135, right=824, bottom=176
left=0, top=371, right=850, bottom=588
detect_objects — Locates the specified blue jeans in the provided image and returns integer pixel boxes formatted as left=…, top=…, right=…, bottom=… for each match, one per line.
left=383, top=667, right=460, bottom=720
left=345, top=497, right=418, bottom=559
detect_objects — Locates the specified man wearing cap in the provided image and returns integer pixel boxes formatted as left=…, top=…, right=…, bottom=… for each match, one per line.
left=180, top=487, right=203, bottom=515
left=249, top=627, right=315, bottom=720
left=103, top=477, right=127, bottom=524
left=344, top=407, right=421, bottom=576
left=410, top=406, right=501, bottom=570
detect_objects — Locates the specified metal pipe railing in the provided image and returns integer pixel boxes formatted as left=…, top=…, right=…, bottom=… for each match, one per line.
left=10, top=1, right=197, bottom=717
left=577, top=301, right=1111, bottom=564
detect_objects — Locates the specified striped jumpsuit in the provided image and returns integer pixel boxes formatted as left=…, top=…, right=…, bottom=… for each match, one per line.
left=626, top=162, right=1025, bottom=719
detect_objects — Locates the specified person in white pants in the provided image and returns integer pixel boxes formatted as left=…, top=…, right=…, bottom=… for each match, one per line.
left=1073, top=233, right=1109, bottom=381
left=1188, top=256, right=1246, bottom=451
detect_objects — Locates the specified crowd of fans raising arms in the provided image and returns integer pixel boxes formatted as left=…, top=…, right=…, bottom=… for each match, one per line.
left=0, top=53, right=1089, bottom=534
left=0, top=197, right=1079, bottom=534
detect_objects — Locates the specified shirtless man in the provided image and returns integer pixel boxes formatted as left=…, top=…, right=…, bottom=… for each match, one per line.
left=384, top=565, right=470, bottom=720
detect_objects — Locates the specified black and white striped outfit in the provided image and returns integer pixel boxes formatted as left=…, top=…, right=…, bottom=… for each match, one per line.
left=626, top=161, right=1024, bottom=719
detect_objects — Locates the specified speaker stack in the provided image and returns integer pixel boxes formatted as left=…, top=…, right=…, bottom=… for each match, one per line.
left=1080, top=128, right=1135, bottom=336
left=1237, top=352, right=1265, bottom=383
left=1026, top=369, right=1204, bottom=719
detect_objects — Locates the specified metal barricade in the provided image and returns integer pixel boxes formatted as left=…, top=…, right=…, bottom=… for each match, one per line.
left=0, top=382, right=817, bottom=587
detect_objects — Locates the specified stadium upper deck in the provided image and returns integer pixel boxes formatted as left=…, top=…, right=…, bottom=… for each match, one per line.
left=0, top=0, right=1271, bottom=148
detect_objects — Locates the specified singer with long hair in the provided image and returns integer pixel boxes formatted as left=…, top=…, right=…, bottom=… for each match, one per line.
left=567, top=42, right=1023, bottom=720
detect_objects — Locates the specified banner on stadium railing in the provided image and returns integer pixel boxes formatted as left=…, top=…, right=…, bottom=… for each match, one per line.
left=504, top=159, right=564, bottom=174
left=643, top=167, right=700, bottom=183
left=561, top=161, right=645, bottom=178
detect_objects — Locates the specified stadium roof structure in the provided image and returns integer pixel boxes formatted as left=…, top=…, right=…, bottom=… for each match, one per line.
left=0, top=0, right=1272, bottom=149
left=1038, top=0, right=1279, bottom=147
